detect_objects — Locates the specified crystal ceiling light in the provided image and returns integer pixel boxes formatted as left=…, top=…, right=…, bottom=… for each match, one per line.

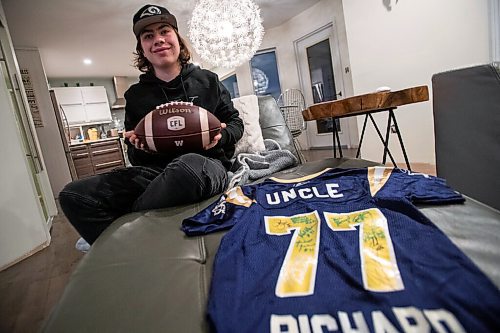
left=188, top=0, right=264, bottom=68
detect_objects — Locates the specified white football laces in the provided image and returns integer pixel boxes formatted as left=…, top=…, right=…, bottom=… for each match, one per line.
left=155, top=101, right=194, bottom=109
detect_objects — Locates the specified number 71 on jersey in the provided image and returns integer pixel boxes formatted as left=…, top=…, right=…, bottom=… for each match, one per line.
left=265, top=208, right=404, bottom=298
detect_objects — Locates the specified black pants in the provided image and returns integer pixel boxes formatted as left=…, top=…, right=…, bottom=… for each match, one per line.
left=59, top=153, right=228, bottom=244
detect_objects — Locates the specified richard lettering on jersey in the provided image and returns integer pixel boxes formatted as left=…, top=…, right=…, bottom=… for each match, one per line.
left=270, top=306, right=466, bottom=333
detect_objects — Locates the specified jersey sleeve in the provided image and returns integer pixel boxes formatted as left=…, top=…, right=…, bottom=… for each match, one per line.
left=181, top=186, right=256, bottom=236
left=378, top=168, right=464, bottom=204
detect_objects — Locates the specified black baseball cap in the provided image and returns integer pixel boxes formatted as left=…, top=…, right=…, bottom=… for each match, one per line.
left=133, top=4, right=178, bottom=37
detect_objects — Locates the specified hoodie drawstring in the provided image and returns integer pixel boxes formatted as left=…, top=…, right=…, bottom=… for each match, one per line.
left=160, top=86, right=170, bottom=103
left=180, top=75, right=189, bottom=101
left=159, top=72, right=189, bottom=103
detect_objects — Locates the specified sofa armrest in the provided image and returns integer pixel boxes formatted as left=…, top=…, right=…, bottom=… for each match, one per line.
left=432, top=64, right=500, bottom=210
left=43, top=199, right=224, bottom=332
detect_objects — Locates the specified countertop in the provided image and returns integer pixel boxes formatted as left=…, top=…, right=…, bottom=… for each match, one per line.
left=69, top=136, right=121, bottom=147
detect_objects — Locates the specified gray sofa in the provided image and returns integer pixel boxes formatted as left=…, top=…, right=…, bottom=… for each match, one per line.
left=42, top=89, right=500, bottom=332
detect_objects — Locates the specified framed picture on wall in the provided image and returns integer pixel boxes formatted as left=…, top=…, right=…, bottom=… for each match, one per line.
left=221, top=73, right=240, bottom=99
left=250, top=49, right=282, bottom=100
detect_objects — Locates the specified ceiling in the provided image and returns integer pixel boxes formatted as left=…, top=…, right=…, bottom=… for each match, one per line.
left=2, top=0, right=321, bottom=78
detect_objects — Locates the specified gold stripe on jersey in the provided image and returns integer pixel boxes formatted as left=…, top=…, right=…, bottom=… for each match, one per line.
left=225, top=186, right=254, bottom=207
left=368, top=167, right=393, bottom=196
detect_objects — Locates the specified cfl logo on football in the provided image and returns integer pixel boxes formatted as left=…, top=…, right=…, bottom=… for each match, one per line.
left=167, top=116, right=185, bottom=131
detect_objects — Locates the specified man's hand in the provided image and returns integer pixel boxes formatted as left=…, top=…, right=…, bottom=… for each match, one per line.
left=204, top=123, right=226, bottom=150
left=124, top=130, right=148, bottom=151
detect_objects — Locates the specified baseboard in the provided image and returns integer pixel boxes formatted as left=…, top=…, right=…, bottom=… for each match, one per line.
left=306, top=146, right=352, bottom=150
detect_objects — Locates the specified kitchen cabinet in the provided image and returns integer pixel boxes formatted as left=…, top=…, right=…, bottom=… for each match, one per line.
left=53, top=87, right=83, bottom=104
left=70, top=139, right=125, bottom=179
left=84, top=103, right=111, bottom=123
left=81, top=86, right=107, bottom=103
left=69, top=144, right=93, bottom=179
left=51, top=86, right=112, bottom=126
left=61, top=103, right=87, bottom=125
left=90, top=140, right=125, bottom=174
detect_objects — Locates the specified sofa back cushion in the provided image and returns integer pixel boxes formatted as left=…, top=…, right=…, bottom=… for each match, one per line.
left=232, top=95, right=266, bottom=155
left=257, top=95, right=300, bottom=161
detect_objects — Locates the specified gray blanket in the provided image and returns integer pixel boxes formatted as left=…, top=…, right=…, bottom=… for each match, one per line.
left=227, top=139, right=298, bottom=189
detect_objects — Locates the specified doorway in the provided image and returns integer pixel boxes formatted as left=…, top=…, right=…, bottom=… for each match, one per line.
left=295, top=23, right=355, bottom=149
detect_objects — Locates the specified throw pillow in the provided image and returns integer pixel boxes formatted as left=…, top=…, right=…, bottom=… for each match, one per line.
left=232, top=95, right=266, bottom=155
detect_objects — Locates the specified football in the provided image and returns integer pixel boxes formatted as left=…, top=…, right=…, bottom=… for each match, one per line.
left=134, top=102, right=221, bottom=153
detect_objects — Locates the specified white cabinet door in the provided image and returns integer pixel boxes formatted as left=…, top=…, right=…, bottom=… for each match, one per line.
left=81, top=86, right=108, bottom=103
left=52, top=87, right=83, bottom=104
left=53, top=87, right=86, bottom=125
left=61, top=104, right=87, bottom=125
left=52, top=86, right=112, bottom=124
left=81, top=87, right=112, bottom=123
left=85, top=103, right=112, bottom=122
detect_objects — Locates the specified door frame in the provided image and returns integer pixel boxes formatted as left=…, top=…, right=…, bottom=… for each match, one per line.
left=294, top=21, right=358, bottom=149
left=490, top=0, right=500, bottom=62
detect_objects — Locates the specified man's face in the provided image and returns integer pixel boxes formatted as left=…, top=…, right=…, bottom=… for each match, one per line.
left=139, top=23, right=180, bottom=70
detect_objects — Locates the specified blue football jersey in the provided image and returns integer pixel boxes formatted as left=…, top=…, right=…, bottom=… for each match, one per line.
left=182, top=167, right=500, bottom=333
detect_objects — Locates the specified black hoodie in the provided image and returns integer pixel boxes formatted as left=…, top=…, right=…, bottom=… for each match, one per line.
left=124, top=63, right=244, bottom=170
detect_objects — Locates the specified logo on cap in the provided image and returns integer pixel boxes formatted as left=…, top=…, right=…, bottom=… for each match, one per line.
left=140, top=6, right=161, bottom=18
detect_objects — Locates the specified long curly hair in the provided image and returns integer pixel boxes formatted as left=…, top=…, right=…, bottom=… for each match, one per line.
left=133, top=29, right=191, bottom=73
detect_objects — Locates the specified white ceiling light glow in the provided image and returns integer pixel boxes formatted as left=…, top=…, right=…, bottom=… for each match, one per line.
left=83, top=58, right=92, bottom=65
left=188, top=0, right=264, bottom=68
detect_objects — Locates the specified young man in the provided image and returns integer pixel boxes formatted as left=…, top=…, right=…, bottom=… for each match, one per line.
left=59, top=4, right=243, bottom=245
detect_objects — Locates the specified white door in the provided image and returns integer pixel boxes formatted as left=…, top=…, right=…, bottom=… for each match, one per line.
left=295, top=23, right=352, bottom=149
left=0, top=21, right=56, bottom=222
left=0, top=18, right=52, bottom=270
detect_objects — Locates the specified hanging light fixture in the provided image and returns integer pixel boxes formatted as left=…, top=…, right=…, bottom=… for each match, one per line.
left=188, top=0, right=264, bottom=68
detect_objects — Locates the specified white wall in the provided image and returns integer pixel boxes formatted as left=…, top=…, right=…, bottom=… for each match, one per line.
left=15, top=48, right=72, bottom=196
left=343, top=0, right=490, bottom=164
left=215, top=0, right=491, bottom=165
left=220, top=0, right=350, bottom=98
left=214, top=0, right=355, bottom=150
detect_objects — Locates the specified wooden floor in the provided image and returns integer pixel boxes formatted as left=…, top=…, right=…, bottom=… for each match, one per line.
left=0, top=151, right=436, bottom=333
left=301, top=148, right=436, bottom=175
left=0, top=205, right=84, bottom=333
